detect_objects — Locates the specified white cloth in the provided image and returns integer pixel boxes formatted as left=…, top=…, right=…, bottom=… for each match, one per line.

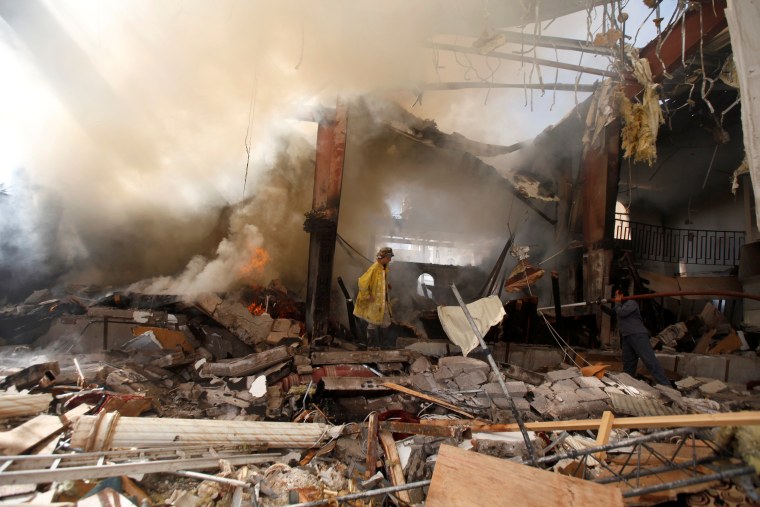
left=437, top=295, right=506, bottom=356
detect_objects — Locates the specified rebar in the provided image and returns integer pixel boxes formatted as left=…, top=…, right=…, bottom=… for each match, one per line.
left=536, top=427, right=698, bottom=465
left=622, top=465, right=757, bottom=498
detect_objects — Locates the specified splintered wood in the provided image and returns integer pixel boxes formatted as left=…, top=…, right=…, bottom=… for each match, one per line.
left=426, top=445, right=624, bottom=507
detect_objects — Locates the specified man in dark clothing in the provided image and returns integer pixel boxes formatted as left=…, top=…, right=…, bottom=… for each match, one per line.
left=601, top=286, right=671, bottom=386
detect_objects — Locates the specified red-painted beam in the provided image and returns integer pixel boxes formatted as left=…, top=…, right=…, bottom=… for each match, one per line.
left=305, top=101, right=348, bottom=336
left=625, top=0, right=727, bottom=98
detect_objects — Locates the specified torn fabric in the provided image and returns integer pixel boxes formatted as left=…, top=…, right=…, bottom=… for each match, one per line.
left=437, top=295, right=506, bottom=356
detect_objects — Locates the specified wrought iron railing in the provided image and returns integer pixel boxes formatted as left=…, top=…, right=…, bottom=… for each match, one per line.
left=614, top=214, right=745, bottom=266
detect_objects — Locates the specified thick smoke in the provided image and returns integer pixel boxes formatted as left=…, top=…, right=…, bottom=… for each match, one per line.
left=0, top=1, right=609, bottom=302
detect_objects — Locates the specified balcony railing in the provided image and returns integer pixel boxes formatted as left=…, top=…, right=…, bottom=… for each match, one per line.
left=614, top=214, right=745, bottom=266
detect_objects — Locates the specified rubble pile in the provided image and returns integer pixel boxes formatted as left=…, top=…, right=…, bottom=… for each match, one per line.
left=1, top=286, right=759, bottom=506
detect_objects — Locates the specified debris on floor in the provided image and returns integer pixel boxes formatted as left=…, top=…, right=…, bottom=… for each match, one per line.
left=1, top=284, right=759, bottom=506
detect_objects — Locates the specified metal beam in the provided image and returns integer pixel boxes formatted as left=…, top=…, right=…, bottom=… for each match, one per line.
left=495, top=30, right=615, bottom=56
left=421, top=82, right=596, bottom=92
left=424, top=41, right=617, bottom=78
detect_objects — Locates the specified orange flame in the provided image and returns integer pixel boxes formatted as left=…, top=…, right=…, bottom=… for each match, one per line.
left=247, top=302, right=266, bottom=316
left=240, top=247, right=270, bottom=277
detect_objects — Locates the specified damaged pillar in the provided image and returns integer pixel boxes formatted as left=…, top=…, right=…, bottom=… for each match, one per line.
left=581, top=82, right=621, bottom=349
left=304, top=101, right=349, bottom=337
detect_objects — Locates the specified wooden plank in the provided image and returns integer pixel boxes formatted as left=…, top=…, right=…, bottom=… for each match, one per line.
left=378, top=431, right=411, bottom=505
left=426, top=444, right=623, bottom=507
left=421, top=410, right=760, bottom=432
left=379, top=421, right=464, bottom=438
left=595, top=411, right=615, bottom=462
left=0, top=404, right=89, bottom=455
left=365, top=413, right=379, bottom=479
left=381, top=382, right=474, bottom=418
left=310, top=350, right=413, bottom=365
left=0, top=393, right=53, bottom=419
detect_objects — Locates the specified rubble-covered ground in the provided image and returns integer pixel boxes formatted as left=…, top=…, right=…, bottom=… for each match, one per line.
left=1, top=284, right=759, bottom=506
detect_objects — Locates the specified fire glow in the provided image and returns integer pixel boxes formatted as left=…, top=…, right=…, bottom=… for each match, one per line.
left=240, top=247, right=271, bottom=278
left=247, top=301, right=267, bottom=316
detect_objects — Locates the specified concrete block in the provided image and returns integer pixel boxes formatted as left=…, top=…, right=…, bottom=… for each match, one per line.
left=581, top=400, right=610, bottom=417
left=546, top=367, right=581, bottom=382
left=433, top=366, right=455, bottom=381
left=454, top=369, right=489, bottom=389
left=272, top=318, right=292, bottom=333
left=551, top=379, right=579, bottom=393
left=699, top=379, right=728, bottom=394
left=529, top=394, right=552, bottom=415
left=472, top=393, right=492, bottom=408
left=677, top=354, right=728, bottom=382
left=505, top=381, right=528, bottom=397
left=513, top=398, right=531, bottom=411
left=265, top=331, right=289, bottom=345
left=604, top=386, right=624, bottom=396
left=411, top=372, right=440, bottom=392
left=402, top=339, right=460, bottom=357
left=438, top=356, right=490, bottom=375
left=675, top=376, right=703, bottom=390
left=410, top=356, right=432, bottom=374
left=530, top=383, right=553, bottom=396
left=553, top=391, right=581, bottom=405
left=485, top=381, right=527, bottom=399
left=507, top=344, right=565, bottom=372
left=576, top=387, right=609, bottom=401
left=548, top=400, right=586, bottom=419
left=574, top=376, right=605, bottom=389
left=726, top=355, right=760, bottom=385
left=655, top=353, right=681, bottom=373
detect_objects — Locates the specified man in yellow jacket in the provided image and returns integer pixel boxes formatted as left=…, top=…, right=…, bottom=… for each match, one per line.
left=354, top=247, right=394, bottom=347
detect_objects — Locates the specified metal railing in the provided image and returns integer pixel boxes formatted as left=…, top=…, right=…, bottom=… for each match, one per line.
left=614, top=214, right=745, bottom=266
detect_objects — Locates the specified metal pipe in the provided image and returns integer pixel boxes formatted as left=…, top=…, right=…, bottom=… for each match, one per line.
left=621, top=465, right=757, bottom=498
left=173, top=470, right=249, bottom=488
left=423, top=41, right=617, bottom=77
left=288, top=479, right=432, bottom=507
left=537, top=289, right=760, bottom=311
left=450, top=283, right=537, bottom=465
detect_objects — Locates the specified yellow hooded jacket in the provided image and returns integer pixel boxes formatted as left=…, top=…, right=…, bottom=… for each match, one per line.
left=353, top=261, right=390, bottom=325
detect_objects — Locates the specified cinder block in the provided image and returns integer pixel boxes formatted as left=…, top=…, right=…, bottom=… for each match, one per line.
left=576, top=387, right=609, bottom=401
left=677, top=354, right=728, bottom=382
left=438, top=356, right=490, bottom=375
left=454, top=369, right=489, bottom=389
left=529, top=394, right=552, bottom=415
left=551, top=379, right=579, bottom=393
left=553, top=391, right=581, bottom=405
left=699, top=379, right=728, bottom=394
left=726, top=356, right=760, bottom=385
left=546, top=368, right=581, bottom=382
left=505, top=381, right=528, bottom=397
left=581, top=400, right=610, bottom=417
left=655, top=353, right=681, bottom=373
left=507, top=344, right=566, bottom=372
left=574, top=376, right=605, bottom=389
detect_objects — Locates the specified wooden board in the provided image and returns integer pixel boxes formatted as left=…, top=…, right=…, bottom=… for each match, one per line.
left=378, top=431, right=411, bottom=504
left=381, top=382, right=474, bottom=418
left=426, top=445, right=623, bottom=507
left=426, top=410, right=760, bottom=432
